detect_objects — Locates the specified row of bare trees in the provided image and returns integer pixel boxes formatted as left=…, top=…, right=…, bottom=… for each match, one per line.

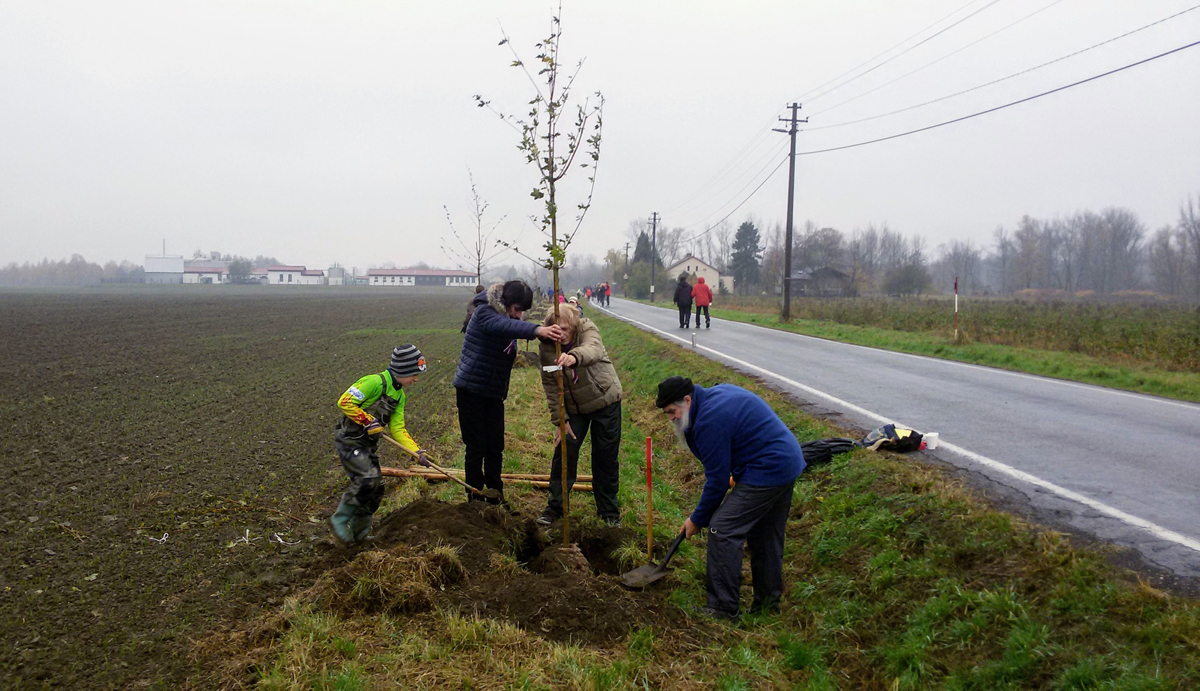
left=0, top=255, right=145, bottom=286
left=607, top=193, right=1200, bottom=300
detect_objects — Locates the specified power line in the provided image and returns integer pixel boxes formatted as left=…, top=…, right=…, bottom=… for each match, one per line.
left=806, top=3, right=1200, bottom=131
left=800, top=0, right=1005, bottom=105
left=664, top=108, right=785, bottom=214
left=667, top=1, right=1006, bottom=222
left=809, top=0, right=1070, bottom=118
left=681, top=154, right=789, bottom=243
left=678, top=141, right=788, bottom=231
left=796, top=38, right=1200, bottom=157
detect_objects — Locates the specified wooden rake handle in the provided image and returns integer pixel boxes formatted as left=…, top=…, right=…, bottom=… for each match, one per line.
left=378, top=433, right=487, bottom=497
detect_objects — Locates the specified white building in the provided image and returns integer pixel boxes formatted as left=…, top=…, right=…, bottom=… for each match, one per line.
left=267, top=265, right=306, bottom=285
left=327, top=266, right=346, bottom=286
left=183, top=266, right=227, bottom=284
left=144, top=255, right=184, bottom=284
left=665, top=254, right=734, bottom=293
left=367, top=268, right=478, bottom=287
left=299, top=269, right=325, bottom=285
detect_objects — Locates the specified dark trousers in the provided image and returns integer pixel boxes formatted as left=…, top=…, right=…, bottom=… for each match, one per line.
left=677, top=305, right=692, bottom=328
left=706, top=481, right=795, bottom=617
left=456, top=387, right=506, bottom=499
left=546, top=401, right=622, bottom=519
left=695, top=304, right=710, bottom=327
left=334, top=434, right=383, bottom=514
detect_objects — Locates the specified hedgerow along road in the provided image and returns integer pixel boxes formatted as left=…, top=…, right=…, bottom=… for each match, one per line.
left=598, top=297, right=1200, bottom=582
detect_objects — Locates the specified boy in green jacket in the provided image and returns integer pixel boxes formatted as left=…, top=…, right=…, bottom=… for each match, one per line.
left=331, top=344, right=428, bottom=544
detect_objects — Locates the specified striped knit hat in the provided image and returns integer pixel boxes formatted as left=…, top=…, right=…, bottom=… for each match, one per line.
left=389, top=344, right=427, bottom=379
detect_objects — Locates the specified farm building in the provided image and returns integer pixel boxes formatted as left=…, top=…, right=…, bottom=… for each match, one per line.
left=367, top=268, right=478, bottom=287
left=183, top=266, right=228, bottom=284
left=266, top=266, right=306, bottom=284
left=665, top=255, right=734, bottom=293
left=787, top=267, right=852, bottom=297
left=144, top=255, right=184, bottom=284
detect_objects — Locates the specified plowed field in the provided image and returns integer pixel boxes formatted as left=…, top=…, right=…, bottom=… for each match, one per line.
left=0, top=287, right=475, bottom=687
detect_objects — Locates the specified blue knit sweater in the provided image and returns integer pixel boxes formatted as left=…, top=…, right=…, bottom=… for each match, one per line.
left=684, top=384, right=806, bottom=528
left=453, top=286, right=541, bottom=400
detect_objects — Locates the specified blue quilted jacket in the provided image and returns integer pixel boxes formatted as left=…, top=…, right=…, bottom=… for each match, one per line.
left=453, top=285, right=541, bottom=400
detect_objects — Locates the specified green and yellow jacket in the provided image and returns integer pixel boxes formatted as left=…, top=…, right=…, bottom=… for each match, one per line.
left=336, top=371, right=420, bottom=453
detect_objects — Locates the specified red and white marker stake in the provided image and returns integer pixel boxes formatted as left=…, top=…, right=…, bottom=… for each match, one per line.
left=645, top=436, right=653, bottom=557
left=953, top=275, right=959, bottom=344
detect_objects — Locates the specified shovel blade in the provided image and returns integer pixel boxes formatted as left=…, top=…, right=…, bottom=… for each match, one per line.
left=620, top=563, right=670, bottom=588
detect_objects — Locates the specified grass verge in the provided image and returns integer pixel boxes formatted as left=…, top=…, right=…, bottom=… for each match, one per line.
left=219, top=309, right=1200, bottom=689
left=624, top=297, right=1200, bottom=402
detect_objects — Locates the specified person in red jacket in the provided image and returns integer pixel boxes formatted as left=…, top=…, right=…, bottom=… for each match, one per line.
left=691, top=276, right=714, bottom=329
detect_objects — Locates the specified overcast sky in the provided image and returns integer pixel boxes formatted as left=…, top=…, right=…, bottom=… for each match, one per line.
left=2, top=0, right=1198, bottom=272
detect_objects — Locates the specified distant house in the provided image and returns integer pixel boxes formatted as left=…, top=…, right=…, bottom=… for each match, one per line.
left=367, top=268, right=478, bottom=287
left=299, top=269, right=325, bottom=286
left=183, top=266, right=228, bottom=284
left=787, top=267, right=851, bottom=297
left=664, top=255, right=734, bottom=293
left=267, top=266, right=307, bottom=285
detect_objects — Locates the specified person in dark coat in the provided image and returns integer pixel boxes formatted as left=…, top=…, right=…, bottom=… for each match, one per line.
left=656, top=375, right=805, bottom=621
left=672, top=273, right=693, bottom=328
left=454, top=280, right=565, bottom=503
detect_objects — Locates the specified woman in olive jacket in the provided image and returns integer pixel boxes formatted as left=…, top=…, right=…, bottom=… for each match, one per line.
left=537, top=304, right=624, bottom=526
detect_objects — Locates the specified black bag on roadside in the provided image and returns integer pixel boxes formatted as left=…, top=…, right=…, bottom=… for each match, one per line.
left=800, top=438, right=858, bottom=466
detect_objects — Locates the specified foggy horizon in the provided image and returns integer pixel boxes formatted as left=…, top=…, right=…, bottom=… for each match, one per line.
left=2, top=1, right=1198, bottom=271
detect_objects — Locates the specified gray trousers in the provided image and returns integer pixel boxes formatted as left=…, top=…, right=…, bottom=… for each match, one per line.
left=334, top=435, right=384, bottom=516
left=705, top=481, right=795, bottom=617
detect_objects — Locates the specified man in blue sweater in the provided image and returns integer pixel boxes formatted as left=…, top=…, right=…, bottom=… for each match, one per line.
left=656, top=375, right=805, bottom=621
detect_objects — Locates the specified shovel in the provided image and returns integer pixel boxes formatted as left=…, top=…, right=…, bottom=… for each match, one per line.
left=621, top=530, right=686, bottom=588
left=379, top=433, right=502, bottom=501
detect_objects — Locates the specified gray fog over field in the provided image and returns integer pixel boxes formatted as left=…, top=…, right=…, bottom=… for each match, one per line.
left=2, top=1, right=1198, bottom=270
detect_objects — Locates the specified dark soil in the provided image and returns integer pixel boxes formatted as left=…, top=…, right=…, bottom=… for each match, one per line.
left=372, top=498, right=534, bottom=572
left=0, top=287, right=478, bottom=688
left=341, top=499, right=675, bottom=646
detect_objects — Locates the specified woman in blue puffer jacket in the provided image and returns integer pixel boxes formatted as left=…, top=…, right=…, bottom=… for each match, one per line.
left=454, top=280, right=564, bottom=504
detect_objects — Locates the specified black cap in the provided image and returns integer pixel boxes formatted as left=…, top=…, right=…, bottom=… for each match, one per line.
left=655, top=376, right=694, bottom=409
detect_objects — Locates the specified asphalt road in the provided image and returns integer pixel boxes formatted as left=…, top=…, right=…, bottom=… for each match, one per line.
left=597, top=298, right=1200, bottom=581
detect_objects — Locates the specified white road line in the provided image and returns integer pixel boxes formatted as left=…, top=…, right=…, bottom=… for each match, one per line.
left=597, top=302, right=1200, bottom=554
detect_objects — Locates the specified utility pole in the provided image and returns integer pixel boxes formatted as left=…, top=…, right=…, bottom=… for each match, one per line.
left=774, top=102, right=806, bottom=321
left=624, top=242, right=630, bottom=267
left=649, top=212, right=659, bottom=302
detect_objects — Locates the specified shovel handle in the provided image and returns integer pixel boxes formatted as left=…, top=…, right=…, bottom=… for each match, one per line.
left=661, top=530, right=687, bottom=568
left=379, top=433, right=487, bottom=497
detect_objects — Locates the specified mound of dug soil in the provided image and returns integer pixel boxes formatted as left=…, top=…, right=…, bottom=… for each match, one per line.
left=321, top=499, right=678, bottom=646
left=371, top=498, right=534, bottom=572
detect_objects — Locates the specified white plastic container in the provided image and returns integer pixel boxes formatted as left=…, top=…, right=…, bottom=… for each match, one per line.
left=923, top=432, right=940, bottom=450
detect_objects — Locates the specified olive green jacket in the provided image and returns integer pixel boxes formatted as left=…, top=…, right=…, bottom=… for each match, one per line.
left=539, top=317, right=623, bottom=425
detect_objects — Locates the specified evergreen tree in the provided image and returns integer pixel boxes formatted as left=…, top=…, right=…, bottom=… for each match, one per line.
left=730, top=221, right=762, bottom=294
left=631, top=231, right=662, bottom=267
